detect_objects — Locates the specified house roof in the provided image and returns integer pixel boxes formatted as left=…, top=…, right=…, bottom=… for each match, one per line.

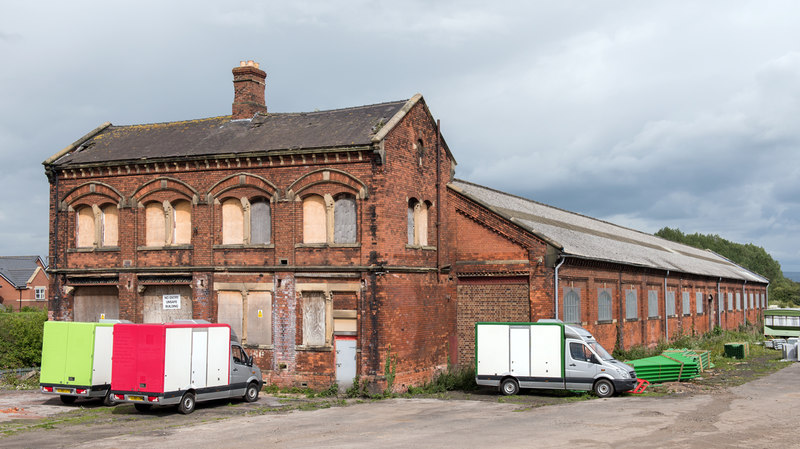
left=48, top=99, right=411, bottom=167
left=449, top=179, right=769, bottom=284
left=0, top=256, right=46, bottom=288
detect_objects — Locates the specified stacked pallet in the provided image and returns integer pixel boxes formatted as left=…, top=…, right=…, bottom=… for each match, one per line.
left=663, top=348, right=713, bottom=371
left=626, top=352, right=701, bottom=383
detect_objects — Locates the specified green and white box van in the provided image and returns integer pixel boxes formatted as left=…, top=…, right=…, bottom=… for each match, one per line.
left=39, top=321, right=120, bottom=405
left=475, top=320, right=637, bottom=398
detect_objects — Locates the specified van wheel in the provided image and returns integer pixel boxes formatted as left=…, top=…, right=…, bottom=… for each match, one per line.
left=134, top=403, right=152, bottom=412
left=244, top=382, right=259, bottom=403
left=178, top=392, right=196, bottom=414
left=103, top=391, right=117, bottom=406
left=593, top=379, right=615, bottom=398
left=500, top=378, right=519, bottom=396
left=59, top=395, right=77, bottom=405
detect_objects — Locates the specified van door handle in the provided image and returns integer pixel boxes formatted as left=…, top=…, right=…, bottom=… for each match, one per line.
left=233, top=368, right=238, bottom=372
left=569, top=363, right=576, bottom=367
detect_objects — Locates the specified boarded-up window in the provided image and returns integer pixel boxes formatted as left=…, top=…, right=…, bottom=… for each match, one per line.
left=173, top=200, right=191, bottom=245
left=735, top=292, right=741, bottom=310
left=142, top=285, right=192, bottom=323
left=407, top=198, right=428, bottom=246
left=302, top=291, right=327, bottom=346
left=648, top=290, right=659, bottom=318
left=696, top=292, right=704, bottom=314
left=76, top=206, right=95, bottom=247
left=625, top=289, right=638, bottom=319
left=250, top=199, right=270, bottom=244
left=563, top=288, right=580, bottom=324
left=145, top=202, right=165, bottom=246
left=598, top=288, right=612, bottom=321
left=303, top=195, right=327, bottom=244
left=218, top=291, right=244, bottom=340
left=247, top=292, right=271, bottom=345
left=407, top=200, right=416, bottom=245
left=749, top=293, right=754, bottom=309
left=667, top=291, right=676, bottom=316
left=727, top=292, right=733, bottom=311
left=682, top=291, right=691, bottom=315
left=74, top=286, right=119, bottom=322
left=222, top=198, right=244, bottom=245
left=101, top=204, right=118, bottom=247
left=416, top=201, right=429, bottom=246
left=333, top=195, right=356, bottom=243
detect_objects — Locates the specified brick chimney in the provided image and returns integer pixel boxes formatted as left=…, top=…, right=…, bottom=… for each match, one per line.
left=232, top=60, right=267, bottom=119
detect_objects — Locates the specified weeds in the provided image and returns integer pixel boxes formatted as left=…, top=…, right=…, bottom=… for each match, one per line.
left=406, top=366, right=478, bottom=395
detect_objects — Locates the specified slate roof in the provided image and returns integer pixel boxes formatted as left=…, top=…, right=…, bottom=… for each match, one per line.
left=51, top=100, right=409, bottom=167
left=0, top=256, right=45, bottom=288
left=450, top=179, right=769, bottom=284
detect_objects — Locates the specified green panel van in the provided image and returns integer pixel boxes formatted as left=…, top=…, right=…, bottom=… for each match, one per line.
left=40, top=321, right=117, bottom=405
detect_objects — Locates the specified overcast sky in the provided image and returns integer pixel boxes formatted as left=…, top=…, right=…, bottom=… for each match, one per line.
left=3, top=1, right=800, bottom=272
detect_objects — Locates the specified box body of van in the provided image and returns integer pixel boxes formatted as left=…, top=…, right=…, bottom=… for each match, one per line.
left=475, top=321, right=637, bottom=397
left=109, top=322, right=262, bottom=413
left=39, top=321, right=116, bottom=404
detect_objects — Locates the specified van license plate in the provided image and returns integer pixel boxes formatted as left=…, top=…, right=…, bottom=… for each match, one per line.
left=129, top=395, right=144, bottom=402
left=56, top=388, right=71, bottom=394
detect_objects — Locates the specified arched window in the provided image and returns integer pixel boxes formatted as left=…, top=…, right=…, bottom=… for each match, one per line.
left=172, top=200, right=192, bottom=245
left=100, top=204, right=118, bottom=247
left=222, top=198, right=244, bottom=245
left=250, top=198, right=271, bottom=244
left=333, top=194, right=356, bottom=243
left=145, top=202, right=166, bottom=246
left=564, top=289, right=580, bottom=324
left=303, top=195, right=327, bottom=244
left=76, top=206, right=95, bottom=248
left=407, top=198, right=429, bottom=246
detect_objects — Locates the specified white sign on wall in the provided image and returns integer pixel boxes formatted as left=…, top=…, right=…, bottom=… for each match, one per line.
left=163, top=294, right=181, bottom=310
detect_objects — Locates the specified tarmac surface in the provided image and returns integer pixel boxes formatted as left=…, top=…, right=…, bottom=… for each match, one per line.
left=2, top=362, right=799, bottom=448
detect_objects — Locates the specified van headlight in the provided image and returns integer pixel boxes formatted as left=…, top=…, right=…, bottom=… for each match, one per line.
left=618, top=369, right=629, bottom=379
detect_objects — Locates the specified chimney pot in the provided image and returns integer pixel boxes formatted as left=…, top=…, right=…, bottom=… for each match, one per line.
left=232, top=60, right=267, bottom=119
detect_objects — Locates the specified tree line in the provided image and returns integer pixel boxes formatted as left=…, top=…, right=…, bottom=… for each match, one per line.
left=655, top=227, right=800, bottom=307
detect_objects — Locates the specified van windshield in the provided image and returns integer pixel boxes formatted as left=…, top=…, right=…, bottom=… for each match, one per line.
left=586, top=340, right=614, bottom=361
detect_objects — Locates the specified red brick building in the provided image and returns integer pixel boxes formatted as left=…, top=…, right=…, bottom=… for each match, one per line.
left=44, top=61, right=768, bottom=390
left=0, top=256, right=49, bottom=311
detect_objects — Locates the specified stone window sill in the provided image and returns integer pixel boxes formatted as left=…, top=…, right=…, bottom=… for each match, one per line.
left=137, top=245, right=193, bottom=251
left=296, top=345, right=333, bottom=352
left=596, top=319, right=615, bottom=325
left=213, top=244, right=275, bottom=249
left=69, top=246, right=120, bottom=253
left=243, top=344, right=274, bottom=350
left=405, top=245, right=437, bottom=251
left=295, top=243, right=360, bottom=249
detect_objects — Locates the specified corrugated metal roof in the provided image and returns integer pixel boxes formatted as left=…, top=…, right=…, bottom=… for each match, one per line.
left=450, top=179, right=769, bottom=283
left=51, top=100, right=408, bottom=166
left=0, top=256, right=43, bottom=288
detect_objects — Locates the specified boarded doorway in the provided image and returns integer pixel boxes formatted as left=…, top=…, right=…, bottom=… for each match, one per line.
left=74, top=286, right=119, bottom=322
left=142, top=285, right=193, bottom=323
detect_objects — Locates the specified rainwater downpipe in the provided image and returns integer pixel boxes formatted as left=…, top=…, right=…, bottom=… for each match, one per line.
left=717, top=277, right=722, bottom=327
left=742, top=280, right=747, bottom=320
left=766, top=281, right=770, bottom=307
left=664, top=270, right=669, bottom=340
left=554, top=256, right=565, bottom=320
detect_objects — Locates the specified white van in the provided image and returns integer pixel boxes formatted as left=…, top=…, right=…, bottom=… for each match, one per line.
left=475, top=320, right=637, bottom=397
